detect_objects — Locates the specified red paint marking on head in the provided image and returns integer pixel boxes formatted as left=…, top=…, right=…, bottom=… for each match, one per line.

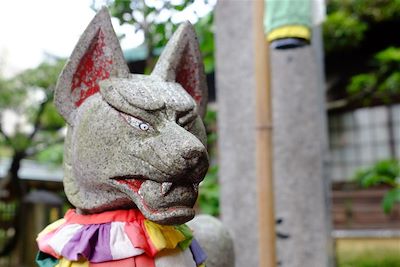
left=176, top=47, right=202, bottom=104
left=117, top=179, right=144, bottom=193
left=72, top=29, right=113, bottom=107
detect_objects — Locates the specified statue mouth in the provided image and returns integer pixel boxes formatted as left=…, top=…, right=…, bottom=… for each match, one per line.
left=111, top=175, right=199, bottom=225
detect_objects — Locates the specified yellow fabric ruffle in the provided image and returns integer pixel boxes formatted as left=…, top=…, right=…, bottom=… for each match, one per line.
left=55, top=258, right=89, bottom=267
left=267, top=25, right=311, bottom=42
left=144, top=220, right=186, bottom=251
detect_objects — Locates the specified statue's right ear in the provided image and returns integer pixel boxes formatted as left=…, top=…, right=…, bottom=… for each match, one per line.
left=54, top=7, right=129, bottom=125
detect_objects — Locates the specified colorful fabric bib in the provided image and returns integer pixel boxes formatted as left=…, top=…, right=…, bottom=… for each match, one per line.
left=36, top=209, right=206, bottom=267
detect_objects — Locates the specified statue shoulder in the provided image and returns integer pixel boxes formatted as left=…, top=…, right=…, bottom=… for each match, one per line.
left=188, top=215, right=235, bottom=267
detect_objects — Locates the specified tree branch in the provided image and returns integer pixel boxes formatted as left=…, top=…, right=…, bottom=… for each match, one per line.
left=28, top=97, right=50, bottom=140
left=0, top=121, right=12, bottom=145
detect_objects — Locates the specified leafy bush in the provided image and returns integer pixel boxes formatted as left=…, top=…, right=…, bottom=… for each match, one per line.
left=347, top=47, right=400, bottom=101
left=353, top=159, right=400, bottom=213
left=327, top=0, right=400, bottom=23
left=198, top=165, right=219, bottom=216
left=347, top=74, right=377, bottom=96
left=352, top=0, right=400, bottom=22
left=198, top=108, right=220, bottom=216
left=324, top=10, right=367, bottom=53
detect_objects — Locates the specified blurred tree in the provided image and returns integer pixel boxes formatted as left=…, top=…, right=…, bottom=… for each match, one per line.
left=324, top=0, right=400, bottom=53
left=0, top=60, right=65, bottom=255
left=0, top=60, right=65, bottom=197
left=324, top=0, right=400, bottom=105
left=107, top=0, right=215, bottom=72
left=347, top=47, right=400, bottom=102
left=0, top=60, right=65, bottom=223
left=198, top=109, right=219, bottom=216
left=323, top=10, right=368, bottom=53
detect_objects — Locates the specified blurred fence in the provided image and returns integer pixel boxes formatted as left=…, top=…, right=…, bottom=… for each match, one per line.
left=329, top=104, right=400, bottom=181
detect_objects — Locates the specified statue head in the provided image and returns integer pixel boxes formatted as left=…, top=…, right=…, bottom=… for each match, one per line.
left=55, top=7, right=209, bottom=225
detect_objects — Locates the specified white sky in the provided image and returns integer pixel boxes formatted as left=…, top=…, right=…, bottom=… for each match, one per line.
left=0, top=0, right=146, bottom=77
left=0, top=0, right=214, bottom=78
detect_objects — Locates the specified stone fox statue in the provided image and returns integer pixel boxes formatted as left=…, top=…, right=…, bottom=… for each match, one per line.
left=36, top=7, right=233, bottom=267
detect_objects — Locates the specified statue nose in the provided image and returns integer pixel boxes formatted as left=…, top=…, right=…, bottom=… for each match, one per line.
left=180, top=146, right=208, bottom=176
left=182, top=147, right=205, bottom=160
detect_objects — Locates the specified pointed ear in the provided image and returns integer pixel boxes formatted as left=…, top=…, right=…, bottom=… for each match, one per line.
left=55, top=7, right=129, bottom=125
left=151, top=22, right=208, bottom=118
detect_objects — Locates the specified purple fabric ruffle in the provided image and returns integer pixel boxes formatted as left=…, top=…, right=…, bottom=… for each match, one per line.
left=61, top=223, right=112, bottom=262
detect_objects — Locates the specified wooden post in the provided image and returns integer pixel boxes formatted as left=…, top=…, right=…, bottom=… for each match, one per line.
left=254, top=1, right=277, bottom=267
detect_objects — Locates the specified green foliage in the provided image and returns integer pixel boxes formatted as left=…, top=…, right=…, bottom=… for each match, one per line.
left=352, top=0, right=400, bottom=22
left=346, top=47, right=400, bottom=101
left=347, top=74, right=377, bottom=95
left=0, top=59, right=66, bottom=159
left=109, top=0, right=215, bottom=72
left=111, top=0, right=191, bottom=46
left=327, top=0, right=400, bottom=22
left=194, top=12, right=214, bottom=73
left=198, top=165, right=219, bottom=216
left=14, top=60, right=63, bottom=90
left=203, top=108, right=217, bottom=154
left=35, top=144, right=64, bottom=165
left=354, top=160, right=398, bottom=187
left=378, top=72, right=400, bottom=94
left=323, top=11, right=367, bottom=53
left=39, top=102, right=65, bottom=131
left=325, top=1, right=400, bottom=103
left=324, top=0, right=400, bottom=54
left=203, top=106, right=217, bottom=127
left=338, top=249, right=400, bottom=267
left=0, top=77, right=27, bottom=110
left=0, top=201, right=17, bottom=221
left=198, top=108, right=220, bottom=216
left=375, top=47, right=400, bottom=64
left=382, top=188, right=400, bottom=213
left=9, top=133, right=31, bottom=153
left=353, top=159, right=400, bottom=213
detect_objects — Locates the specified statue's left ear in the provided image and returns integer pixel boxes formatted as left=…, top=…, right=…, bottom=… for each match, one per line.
left=151, top=22, right=208, bottom=118
left=54, top=7, right=129, bottom=125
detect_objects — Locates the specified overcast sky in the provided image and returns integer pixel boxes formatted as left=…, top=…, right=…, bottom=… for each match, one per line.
left=0, top=0, right=146, bottom=77
left=0, top=0, right=214, bottom=78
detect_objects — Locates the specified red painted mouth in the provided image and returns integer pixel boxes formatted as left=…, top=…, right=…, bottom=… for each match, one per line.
left=111, top=175, right=198, bottom=224
left=116, top=179, right=144, bottom=193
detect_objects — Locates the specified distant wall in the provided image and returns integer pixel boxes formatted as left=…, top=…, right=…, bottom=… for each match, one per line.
left=329, top=104, right=400, bottom=181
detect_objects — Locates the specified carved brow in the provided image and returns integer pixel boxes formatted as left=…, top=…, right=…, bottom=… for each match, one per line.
left=177, top=109, right=197, bottom=126
left=106, top=100, right=161, bottom=125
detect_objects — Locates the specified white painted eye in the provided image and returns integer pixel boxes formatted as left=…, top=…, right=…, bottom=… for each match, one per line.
left=139, top=123, right=149, bottom=131
left=120, top=113, right=151, bottom=132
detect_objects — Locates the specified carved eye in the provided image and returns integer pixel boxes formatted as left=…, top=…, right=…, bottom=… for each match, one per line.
left=121, top=113, right=152, bottom=132
left=139, top=123, right=149, bottom=131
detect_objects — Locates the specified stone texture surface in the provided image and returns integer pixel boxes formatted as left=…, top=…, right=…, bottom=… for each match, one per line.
left=188, top=215, right=234, bottom=267
left=55, top=8, right=210, bottom=225
left=152, top=21, right=208, bottom=118
left=54, top=8, right=233, bottom=266
left=215, top=2, right=260, bottom=267
left=271, top=45, right=332, bottom=267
